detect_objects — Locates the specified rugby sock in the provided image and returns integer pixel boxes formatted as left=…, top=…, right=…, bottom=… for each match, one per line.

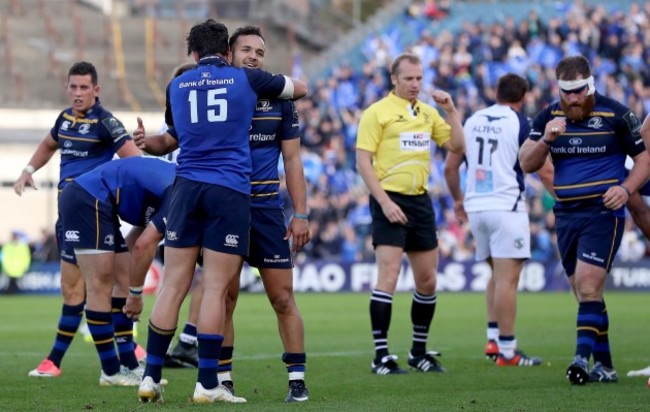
left=575, top=301, right=604, bottom=360
left=111, top=297, right=139, bottom=369
left=85, top=309, right=120, bottom=376
left=283, top=352, right=306, bottom=381
left=145, top=322, right=175, bottom=384
left=218, top=345, right=234, bottom=384
left=48, top=302, right=85, bottom=367
left=487, top=322, right=499, bottom=342
left=593, top=301, right=613, bottom=369
left=180, top=322, right=198, bottom=345
left=197, top=334, right=224, bottom=390
left=410, top=291, right=437, bottom=356
left=370, top=289, right=393, bottom=360
left=498, top=335, right=516, bottom=359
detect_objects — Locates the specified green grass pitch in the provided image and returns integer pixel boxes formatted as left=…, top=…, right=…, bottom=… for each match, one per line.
left=0, top=292, right=648, bottom=411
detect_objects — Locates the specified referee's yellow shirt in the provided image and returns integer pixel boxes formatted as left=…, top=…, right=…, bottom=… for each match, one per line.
left=356, top=92, right=451, bottom=195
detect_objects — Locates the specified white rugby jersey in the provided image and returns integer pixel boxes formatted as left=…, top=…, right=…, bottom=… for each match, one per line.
left=462, top=104, right=528, bottom=212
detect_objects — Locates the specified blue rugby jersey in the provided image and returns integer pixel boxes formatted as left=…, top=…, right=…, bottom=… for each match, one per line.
left=165, top=56, right=287, bottom=195
left=50, top=99, right=132, bottom=190
left=250, top=99, right=300, bottom=209
left=74, top=157, right=175, bottom=226
left=529, top=92, right=644, bottom=217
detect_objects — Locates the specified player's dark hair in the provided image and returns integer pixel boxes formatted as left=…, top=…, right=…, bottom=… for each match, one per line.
left=68, top=61, right=98, bottom=85
left=229, top=26, right=264, bottom=50
left=496, top=73, right=528, bottom=103
left=186, top=19, right=229, bottom=58
left=390, top=53, right=421, bottom=76
left=555, top=55, right=592, bottom=81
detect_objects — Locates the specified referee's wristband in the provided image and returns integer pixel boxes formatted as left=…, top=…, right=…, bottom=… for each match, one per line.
left=128, top=287, right=143, bottom=297
left=23, top=165, right=35, bottom=174
left=619, top=185, right=631, bottom=197
left=293, top=213, right=309, bottom=220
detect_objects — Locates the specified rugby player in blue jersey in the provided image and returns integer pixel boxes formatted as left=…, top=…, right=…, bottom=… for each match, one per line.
left=209, top=26, right=310, bottom=403
left=134, top=19, right=307, bottom=404
left=519, top=55, right=650, bottom=385
left=13, top=61, right=142, bottom=379
left=58, top=157, right=174, bottom=386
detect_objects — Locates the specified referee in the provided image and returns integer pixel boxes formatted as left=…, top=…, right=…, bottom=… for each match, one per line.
left=356, top=53, right=464, bottom=375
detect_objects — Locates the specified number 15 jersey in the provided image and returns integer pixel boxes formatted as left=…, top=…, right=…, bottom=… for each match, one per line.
left=462, top=104, right=529, bottom=213
left=166, top=55, right=287, bottom=195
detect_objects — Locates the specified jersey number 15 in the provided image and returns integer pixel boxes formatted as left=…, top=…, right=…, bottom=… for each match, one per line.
left=188, top=88, right=228, bottom=123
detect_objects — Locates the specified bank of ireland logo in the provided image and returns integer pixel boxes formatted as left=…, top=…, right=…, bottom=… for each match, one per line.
left=225, top=234, right=239, bottom=247
left=64, top=140, right=73, bottom=148
left=587, top=117, right=603, bottom=130
left=569, top=137, right=582, bottom=145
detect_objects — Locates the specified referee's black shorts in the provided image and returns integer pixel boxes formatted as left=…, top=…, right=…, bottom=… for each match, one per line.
left=369, top=191, right=438, bottom=252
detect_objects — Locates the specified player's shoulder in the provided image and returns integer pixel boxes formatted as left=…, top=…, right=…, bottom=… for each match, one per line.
left=594, top=92, right=630, bottom=116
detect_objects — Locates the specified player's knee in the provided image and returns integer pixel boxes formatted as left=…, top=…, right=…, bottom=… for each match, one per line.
left=269, top=291, right=295, bottom=315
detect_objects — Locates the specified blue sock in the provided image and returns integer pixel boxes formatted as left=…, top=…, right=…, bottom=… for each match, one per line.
left=144, top=322, right=175, bottom=384
left=575, top=301, right=604, bottom=360
left=111, top=297, right=138, bottom=369
left=86, top=309, right=120, bottom=376
left=197, top=334, right=224, bottom=390
left=48, top=302, right=85, bottom=367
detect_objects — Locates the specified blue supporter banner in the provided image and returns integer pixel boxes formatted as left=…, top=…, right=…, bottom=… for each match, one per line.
left=4, top=258, right=650, bottom=295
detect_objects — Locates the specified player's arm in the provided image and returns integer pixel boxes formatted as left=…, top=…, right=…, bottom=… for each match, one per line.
left=281, top=138, right=311, bottom=251
left=535, top=158, right=556, bottom=198
left=132, top=116, right=178, bottom=155
left=433, top=91, right=465, bottom=154
left=13, top=134, right=58, bottom=196
left=279, top=75, right=308, bottom=100
left=123, top=223, right=164, bottom=321
left=641, top=113, right=650, bottom=155
left=116, top=139, right=142, bottom=158
left=443, top=151, right=467, bottom=223
left=519, top=113, right=565, bottom=172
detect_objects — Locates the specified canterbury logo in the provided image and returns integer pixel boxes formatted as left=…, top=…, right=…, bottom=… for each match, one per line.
left=65, top=230, right=80, bottom=241
left=225, top=234, right=239, bottom=247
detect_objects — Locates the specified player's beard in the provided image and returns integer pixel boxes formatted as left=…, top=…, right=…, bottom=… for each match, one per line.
left=560, top=95, right=595, bottom=122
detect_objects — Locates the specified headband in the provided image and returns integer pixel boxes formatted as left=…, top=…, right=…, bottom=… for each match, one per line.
left=558, top=75, right=595, bottom=96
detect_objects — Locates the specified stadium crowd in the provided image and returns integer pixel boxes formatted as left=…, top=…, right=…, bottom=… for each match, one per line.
left=284, top=0, right=650, bottom=263
left=4, top=0, right=650, bottom=265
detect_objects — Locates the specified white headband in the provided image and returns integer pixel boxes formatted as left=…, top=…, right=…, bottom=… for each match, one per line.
left=558, top=76, right=595, bottom=96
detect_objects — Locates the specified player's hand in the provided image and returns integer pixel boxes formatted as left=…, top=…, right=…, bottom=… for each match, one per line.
left=602, top=185, right=629, bottom=210
left=432, top=90, right=456, bottom=112
left=133, top=117, right=147, bottom=150
left=453, top=200, right=467, bottom=223
left=544, top=117, right=566, bottom=141
left=13, top=173, right=36, bottom=196
left=380, top=199, right=408, bottom=225
left=285, top=216, right=311, bottom=252
left=123, top=296, right=144, bottom=322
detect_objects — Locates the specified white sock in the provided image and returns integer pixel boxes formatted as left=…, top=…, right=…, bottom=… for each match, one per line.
left=498, top=336, right=517, bottom=359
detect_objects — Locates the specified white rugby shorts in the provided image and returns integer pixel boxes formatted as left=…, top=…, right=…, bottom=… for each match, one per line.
left=468, top=210, right=531, bottom=260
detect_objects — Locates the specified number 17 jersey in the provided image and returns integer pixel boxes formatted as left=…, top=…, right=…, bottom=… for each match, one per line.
left=462, top=104, right=529, bottom=213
